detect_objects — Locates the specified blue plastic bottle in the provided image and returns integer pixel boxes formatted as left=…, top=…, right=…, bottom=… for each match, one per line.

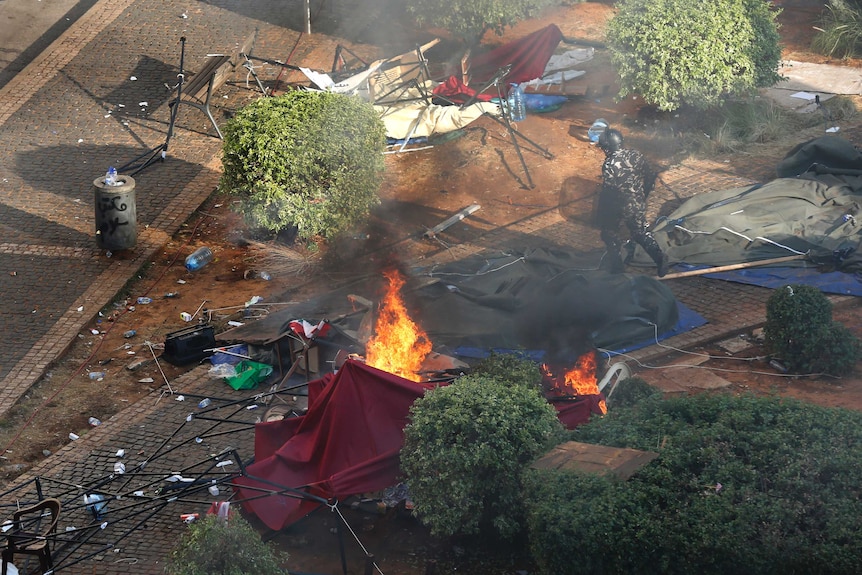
left=105, top=166, right=118, bottom=186
left=185, top=247, right=213, bottom=272
left=507, top=84, right=527, bottom=123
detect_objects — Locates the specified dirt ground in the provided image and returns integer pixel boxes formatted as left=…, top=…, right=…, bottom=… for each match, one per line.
left=1, top=1, right=861, bottom=573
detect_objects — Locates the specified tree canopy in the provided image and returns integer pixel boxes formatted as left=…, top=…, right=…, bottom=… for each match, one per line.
left=401, top=363, right=563, bottom=539
left=607, top=0, right=782, bottom=111
left=407, top=0, right=557, bottom=46
left=219, top=91, right=386, bottom=240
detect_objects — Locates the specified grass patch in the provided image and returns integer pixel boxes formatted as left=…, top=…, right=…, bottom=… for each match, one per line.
left=812, top=0, right=862, bottom=59
left=678, top=95, right=859, bottom=155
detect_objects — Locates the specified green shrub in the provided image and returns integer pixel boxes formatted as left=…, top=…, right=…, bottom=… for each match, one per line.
left=813, top=0, right=862, bottom=59
left=406, top=0, right=557, bottom=46
left=469, top=352, right=544, bottom=388
left=809, top=322, right=862, bottom=376
left=167, top=513, right=288, bottom=575
left=607, top=0, right=782, bottom=111
left=401, top=371, right=564, bottom=539
left=220, top=91, right=386, bottom=241
left=526, top=393, right=862, bottom=574
left=606, top=376, right=661, bottom=409
left=764, top=284, right=860, bottom=375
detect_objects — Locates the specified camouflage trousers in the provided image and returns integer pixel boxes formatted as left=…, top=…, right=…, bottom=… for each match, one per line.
left=598, top=188, right=664, bottom=273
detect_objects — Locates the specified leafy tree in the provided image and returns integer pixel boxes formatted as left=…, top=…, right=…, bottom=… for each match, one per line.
left=607, top=0, right=782, bottom=111
left=220, top=91, right=386, bottom=241
left=167, top=513, right=288, bottom=575
left=407, top=0, right=557, bottom=46
left=525, top=393, right=862, bottom=574
left=765, top=284, right=860, bottom=376
left=401, top=367, right=564, bottom=539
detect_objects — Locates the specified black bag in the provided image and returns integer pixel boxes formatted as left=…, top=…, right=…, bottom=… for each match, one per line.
left=162, top=324, right=216, bottom=366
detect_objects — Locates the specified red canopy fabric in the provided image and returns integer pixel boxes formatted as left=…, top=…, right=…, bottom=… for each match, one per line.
left=234, top=360, right=437, bottom=531
left=432, top=75, right=494, bottom=106
left=235, top=358, right=605, bottom=531
left=550, top=395, right=606, bottom=430
left=468, top=24, right=564, bottom=87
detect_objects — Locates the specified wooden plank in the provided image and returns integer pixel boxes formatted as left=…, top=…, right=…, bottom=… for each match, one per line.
left=183, top=54, right=231, bottom=100
left=660, top=253, right=808, bottom=280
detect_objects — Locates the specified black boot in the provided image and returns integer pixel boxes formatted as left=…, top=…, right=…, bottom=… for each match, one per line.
left=643, top=242, right=668, bottom=277
left=656, top=252, right=669, bottom=278
left=602, top=250, right=625, bottom=274
left=623, top=241, right=636, bottom=264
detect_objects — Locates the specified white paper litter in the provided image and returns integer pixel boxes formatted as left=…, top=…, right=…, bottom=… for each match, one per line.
left=790, top=91, right=817, bottom=101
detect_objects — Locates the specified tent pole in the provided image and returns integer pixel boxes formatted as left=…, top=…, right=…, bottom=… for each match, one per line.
left=659, top=253, right=808, bottom=280
left=337, top=518, right=349, bottom=575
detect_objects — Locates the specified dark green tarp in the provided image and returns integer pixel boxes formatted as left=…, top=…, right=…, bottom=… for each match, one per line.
left=629, top=136, right=862, bottom=273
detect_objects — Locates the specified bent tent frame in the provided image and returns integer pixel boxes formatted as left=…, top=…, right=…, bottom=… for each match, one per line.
left=0, top=380, right=390, bottom=575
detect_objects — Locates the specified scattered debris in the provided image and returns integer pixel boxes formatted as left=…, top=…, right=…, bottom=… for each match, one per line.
left=423, top=204, right=481, bottom=239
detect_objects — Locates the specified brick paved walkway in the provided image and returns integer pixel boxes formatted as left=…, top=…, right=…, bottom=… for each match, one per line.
left=0, top=0, right=860, bottom=572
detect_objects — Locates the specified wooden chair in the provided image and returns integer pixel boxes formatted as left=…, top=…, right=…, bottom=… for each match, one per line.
left=1, top=498, right=61, bottom=575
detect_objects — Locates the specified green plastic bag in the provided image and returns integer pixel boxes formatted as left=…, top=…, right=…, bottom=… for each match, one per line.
left=225, top=360, right=273, bottom=390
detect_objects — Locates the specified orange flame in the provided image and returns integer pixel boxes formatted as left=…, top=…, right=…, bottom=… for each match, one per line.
left=543, top=350, right=608, bottom=413
left=365, top=269, right=432, bottom=381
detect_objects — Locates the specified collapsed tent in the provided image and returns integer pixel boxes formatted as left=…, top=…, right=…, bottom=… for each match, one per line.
left=234, top=360, right=436, bottom=531
left=302, top=27, right=590, bottom=140
left=375, top=81, right=499, bottom=140
left=216, top=247, right=700, bottom=366
left=629, top=136, right=862, bottom=292
left=409, top=247, right=685, bottom=362
left=299, top=40, right=500, bottom=140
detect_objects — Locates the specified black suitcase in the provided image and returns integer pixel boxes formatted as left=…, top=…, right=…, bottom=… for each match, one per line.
left=161, top=324, right=216, bottom=366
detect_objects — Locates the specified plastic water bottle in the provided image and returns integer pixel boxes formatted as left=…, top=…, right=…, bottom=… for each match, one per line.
left=588, top=118, right=609, bottom=143
left=105, top=167, right=118, bottom=186
left=185, top=247, right=213, bottom=272
left=88, top=417, right=101, bottom=426
left=507, top=83, right=526, bottom=123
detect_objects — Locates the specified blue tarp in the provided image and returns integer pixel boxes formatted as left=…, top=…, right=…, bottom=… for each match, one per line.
left=671, top=264, right=862, bottom=296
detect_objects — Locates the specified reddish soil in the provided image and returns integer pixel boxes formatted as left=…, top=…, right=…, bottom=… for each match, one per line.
left=1, top=1, right=861, bottom=573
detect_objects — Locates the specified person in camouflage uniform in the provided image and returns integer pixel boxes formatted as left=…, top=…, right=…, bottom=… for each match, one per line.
left=596, top=128, right=668, bottom=277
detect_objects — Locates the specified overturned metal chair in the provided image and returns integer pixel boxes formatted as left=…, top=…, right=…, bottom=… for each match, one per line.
left=2, top=498, right=61, bottom=575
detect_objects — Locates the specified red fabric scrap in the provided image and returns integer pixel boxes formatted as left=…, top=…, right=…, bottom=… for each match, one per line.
left=468, top=24, right=564, bottom=87
left=432, top=75, right=494, bottom=105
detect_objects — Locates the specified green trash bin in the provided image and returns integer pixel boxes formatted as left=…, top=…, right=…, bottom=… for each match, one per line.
left=94, top=173, right=136, bottom=251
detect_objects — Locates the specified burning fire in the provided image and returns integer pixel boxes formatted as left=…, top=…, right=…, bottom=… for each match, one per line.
left=542, top=350, right=607, bottom=414
left=365, top=269, right=432, bottom=382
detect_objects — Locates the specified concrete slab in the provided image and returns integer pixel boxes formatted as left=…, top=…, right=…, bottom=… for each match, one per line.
left=640, top=362, right=734, bottom=393
left=762, top=60, right=862, bottom=114
left=717, top=336, right=754, bottom=354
